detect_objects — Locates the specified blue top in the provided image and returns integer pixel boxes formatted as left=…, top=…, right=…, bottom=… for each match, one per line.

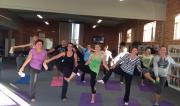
left=82, top=48, right=91, bottom=62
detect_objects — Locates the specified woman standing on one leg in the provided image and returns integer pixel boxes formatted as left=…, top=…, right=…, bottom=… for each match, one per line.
left=66, top=44, right=109, bottom=103
left=45, top=43, right=78, bottom=101
left=153, top=46, right=180, bottom=106
left=18, top=39, right=47, bottom=102
left=140, top=47, right=154, bottom=86
left=98, top=47, right=155, bottom=105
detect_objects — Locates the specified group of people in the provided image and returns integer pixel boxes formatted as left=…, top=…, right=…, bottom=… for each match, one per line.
left=11, top=35, right=179, bottom=106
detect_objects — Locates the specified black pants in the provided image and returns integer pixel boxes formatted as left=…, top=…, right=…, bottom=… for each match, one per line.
left=74, top=64, right=97, bottom=94
left=102, top=67, right=133, bottom=102
left=61, top=67, right=73, bottom=99
left=29, top=67, right=40, bottom=99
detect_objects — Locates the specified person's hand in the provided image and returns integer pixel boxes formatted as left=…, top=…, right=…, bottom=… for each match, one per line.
left=110, top=65, right=116, bottom=69
left=155, top=76, right=160, bottom=84
left=43, top=62, right=48, bottom=70
left=18, top=67, right=25, bottom=77
left=9, top=47, right=14, bottom=54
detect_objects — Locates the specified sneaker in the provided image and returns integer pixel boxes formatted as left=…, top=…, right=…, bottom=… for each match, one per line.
left=120, top=81, right=124, bottom=84
left=62, top=98, right=67, bottom=102
left=76, top=72, right=81, bottom=77
left=124, top=102, right=129, bottom=105
left=97, top=80, right=104, bottom=84
left=154, top=103, right=159, bottom=106
left=82, top=80, right=86, bottom=83
left=31, top=98, right=36, bottom=102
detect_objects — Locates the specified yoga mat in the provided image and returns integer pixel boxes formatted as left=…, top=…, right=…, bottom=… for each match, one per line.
left=139, top=82, right=155, bottom=92
left=15, top=74, right=30, bottom=84
left=105, top=80, right=122, bottom=91
left=76, top=77, right=90, bottom=87
left=16, top=90, right=31, bottom=101
left=78, top=93, right=103, bottom=106
left=117, top=97, right=141, bottom=106
left=50, top=76, right=63, bottom=87
left=152, top=100, right=175, bottom=106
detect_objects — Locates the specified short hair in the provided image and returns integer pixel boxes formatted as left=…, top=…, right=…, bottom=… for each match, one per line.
left=35, top=39, right=44, bottom=45
left=160, top=45, right=167, bottom=49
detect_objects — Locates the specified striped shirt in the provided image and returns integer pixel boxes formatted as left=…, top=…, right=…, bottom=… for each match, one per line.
left=117, top=53, right=142, bottom=75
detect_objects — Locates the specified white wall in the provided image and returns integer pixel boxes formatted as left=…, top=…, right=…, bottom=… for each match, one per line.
left=0, top=0, right=166, bottom=20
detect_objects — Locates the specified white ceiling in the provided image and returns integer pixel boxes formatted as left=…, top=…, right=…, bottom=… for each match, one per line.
left=0, top=0, right=167, bottom=21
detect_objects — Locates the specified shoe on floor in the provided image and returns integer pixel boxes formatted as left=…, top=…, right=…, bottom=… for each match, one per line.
left=97, top=80, right=104, bottom=84
left=154, top=103, right=159, bottom=106
left=82, top=80, right=86, bottom=83
left=31, top=98, right=36, bottom=102
left=62, top=98, right=67, bottom=102
left=120, top=81, right=124, bottom=84
left=124, top=102, right=129, bottom=105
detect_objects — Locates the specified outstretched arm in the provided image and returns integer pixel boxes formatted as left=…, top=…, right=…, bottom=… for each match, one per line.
left=13, top=43, right=32, bottom=49
left=46, top=52, right=65, bottom=63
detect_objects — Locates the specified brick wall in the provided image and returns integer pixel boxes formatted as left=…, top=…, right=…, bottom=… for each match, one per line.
left=164, top=0, right=180, bottom=45
left=118, top=20, right=164, bottom=48
left=83, top=24, right=119, bottom=52
left=12, top=21, right=59, bottom=47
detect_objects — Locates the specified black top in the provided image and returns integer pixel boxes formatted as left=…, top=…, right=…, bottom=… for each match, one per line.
left=54, top=45, right=67, bottom=55
left=63, top=52, right=75, bottom=68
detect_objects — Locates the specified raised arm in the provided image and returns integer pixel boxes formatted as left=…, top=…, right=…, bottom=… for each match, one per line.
left=47, top=48, right=55, bottom=54
left=13, top=43, right=33, bottom=49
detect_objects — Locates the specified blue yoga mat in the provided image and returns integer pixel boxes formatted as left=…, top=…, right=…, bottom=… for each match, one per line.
left=15, top=74, right=30, bottom=84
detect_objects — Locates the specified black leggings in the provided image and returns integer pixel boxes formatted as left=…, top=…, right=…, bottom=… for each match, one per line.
left=102, top=67, right=133, bottom=102
left=74, top=64, right=97, bottom=94
left=61, top=67, right=73, bottom=99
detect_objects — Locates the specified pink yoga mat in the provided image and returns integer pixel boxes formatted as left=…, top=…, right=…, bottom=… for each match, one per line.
left=50, top=76, right=63, bottom=87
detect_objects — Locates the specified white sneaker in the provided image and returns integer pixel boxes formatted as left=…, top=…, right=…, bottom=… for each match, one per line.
left=76, top=72, right=81, bottom=77
left=97, top=80, right=104, bottom=84
left=124, top=102, right=128, bottom=105
left=82, top=81, right=86, bottom=83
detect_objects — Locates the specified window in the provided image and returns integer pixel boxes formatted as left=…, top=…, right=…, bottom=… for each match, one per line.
left=174, top=14, right=180, bottom=40
left=143, top=21, right=156, bottom=42
left=127, top=29, right=132, bottom=43
left=71, top=23, right=80, bottom=44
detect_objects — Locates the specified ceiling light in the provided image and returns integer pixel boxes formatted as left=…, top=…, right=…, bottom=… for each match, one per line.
left=45, top=21, right=49, bottom=25
left=37, top=14, right=43, bottom=19
left=119, top=0, right=124, bottom=1
left=97, top=19, right=102, bottom=23
left=92, top=25, right=96, bottom=29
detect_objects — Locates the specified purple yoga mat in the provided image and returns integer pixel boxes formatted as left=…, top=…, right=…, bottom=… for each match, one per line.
left=78, top=93, right=103, bottom=106
left=117, top=97, right=141, bottom=106
left=105, top=80, right=122, bottom=91
left=152, top=100, right=175, bottom=106
left=139, top=82, right=155, bottom=92
left=76, top=77, right=90, bottom=87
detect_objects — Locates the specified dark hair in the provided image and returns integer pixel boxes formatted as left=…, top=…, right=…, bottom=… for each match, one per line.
left=35, top=39, right=44, bottom=45
left=160, top=45, right=166, bottom=49
left=145, top=47, right=151, bottom=51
